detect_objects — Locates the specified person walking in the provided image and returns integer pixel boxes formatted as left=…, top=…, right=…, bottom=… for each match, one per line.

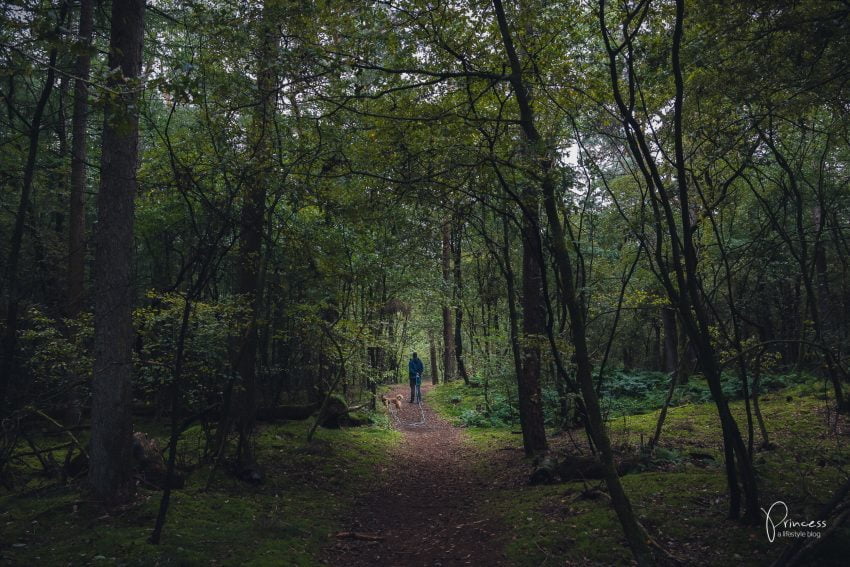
left=408, top=352, right=424, bottom=403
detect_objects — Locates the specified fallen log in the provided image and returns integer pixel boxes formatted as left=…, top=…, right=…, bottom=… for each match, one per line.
left=529, top=454, right=639, bottom=485
left=315, top=396, right=373, bottom=428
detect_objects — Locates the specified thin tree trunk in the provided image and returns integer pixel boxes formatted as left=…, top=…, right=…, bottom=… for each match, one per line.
left=453, top=222, right=470, bottom=385
left=678, top=31, right=760, bottom=523
left=600, top=0, right=759, bottom=522
left=662, top=307, right=678, bottom=377
left=0, top=2, right=68, bottom=408
left=89, top=0, right=145, bottom=505
left=441, top=221, right=456, bottom=381
left=67, top=0, right=94, bottom=318
left=649, top=369, right=678, bottom=452
left=752, top=351, right=772, bottom=449
left=493, top=1, right=658, bottom=563
left=150, top=295, right=193, bottom=544
left=501, top=215, right=524, bottom=412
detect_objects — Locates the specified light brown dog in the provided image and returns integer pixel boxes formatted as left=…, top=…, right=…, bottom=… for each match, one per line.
left=381, top=394, right=404, bottom=411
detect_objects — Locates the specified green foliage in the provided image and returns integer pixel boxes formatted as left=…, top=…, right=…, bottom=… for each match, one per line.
left=133, top=291, right=248, bottom=409
left=433, top=369, right=820, bottom=433
left=650, top=446, right=684, bottom=465
left=599, top=369, right=817, bottom=418
left=19, top=307, right=92, bottom=385
left=458, top=405, right=510, bottom=428
left=429, top=381, right=517, bottom=428
left=4, top=1, right=850, bottom=563
left=14, top=307, right=93, bottom=414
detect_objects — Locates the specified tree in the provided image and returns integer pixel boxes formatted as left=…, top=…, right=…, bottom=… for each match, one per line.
left=441, top=220, right=456, bottom=381
left=492, top=0, right=658, bottom=563
left=231, top=0, right=276, bottom=474
left=517, top=183, right=548, bottom=456
left=89, top=0, right=146, bottom=505
left=67, top=0, right=94, bottom=318
left=0, top=1, right=69, bottom=410
left=452, top=220, right=471, bottom=385
left=597, top=0, right=760, bottom=521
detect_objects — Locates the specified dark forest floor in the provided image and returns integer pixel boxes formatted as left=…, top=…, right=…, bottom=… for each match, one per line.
left=4, top=380, right=850, bottom=566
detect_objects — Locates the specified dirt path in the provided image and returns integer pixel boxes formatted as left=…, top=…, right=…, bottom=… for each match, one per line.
left=325, top=384, right=509, bottom=566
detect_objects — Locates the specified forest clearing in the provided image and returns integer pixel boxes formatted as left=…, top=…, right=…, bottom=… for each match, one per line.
left=3, top=0, right=850, bottom=565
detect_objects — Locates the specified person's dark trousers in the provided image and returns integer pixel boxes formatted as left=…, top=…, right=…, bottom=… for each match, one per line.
left=409, top=379, right=416, bottom=402
left=414, top=383, right=421, bottom=403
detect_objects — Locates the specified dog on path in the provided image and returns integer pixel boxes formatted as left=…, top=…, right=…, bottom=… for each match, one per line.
left=381, top=393, right=404, bottom=411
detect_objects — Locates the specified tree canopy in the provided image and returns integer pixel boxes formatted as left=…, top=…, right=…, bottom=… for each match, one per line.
left=2, top=1, right=850, bottom=565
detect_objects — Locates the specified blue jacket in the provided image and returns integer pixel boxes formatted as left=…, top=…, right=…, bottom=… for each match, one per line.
left=408, top=357, right=424, bottom=379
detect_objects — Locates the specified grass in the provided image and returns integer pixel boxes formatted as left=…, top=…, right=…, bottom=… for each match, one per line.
left=430, top=371, right=824, bottom=427
left=427, top=379, right=499, bottom=425
left=428, top=378, right=850, bottom=566
left=0, top=418, right=400, bottom=566
left=5, top=377, right=848, bottom=565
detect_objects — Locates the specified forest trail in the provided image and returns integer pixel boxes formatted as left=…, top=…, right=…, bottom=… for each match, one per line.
left=325, top=384, right=509, bottom=566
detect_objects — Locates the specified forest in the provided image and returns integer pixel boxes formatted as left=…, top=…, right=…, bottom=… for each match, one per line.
left=2, top=0, right=850, bottom=565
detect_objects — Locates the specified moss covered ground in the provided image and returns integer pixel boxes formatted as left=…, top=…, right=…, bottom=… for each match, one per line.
left=4, top=378, right=848, bottom=566
left=428, top=378, right=850, bottom=566
left=1, top=419, right=400, bottom=566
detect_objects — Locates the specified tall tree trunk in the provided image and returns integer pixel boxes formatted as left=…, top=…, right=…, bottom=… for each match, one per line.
left=453, top=222, right=470, bottom=385
left=89, top=0, right=145, bottom=505
left=493, top=1, right=657, bottom=563
left=67, top=0, right=94, bottom=318
left=518, top=186, right=548, bottom=456
left=0, top=2, right=68, bottom=409
left=813, top=205, right=831, bottom=334
left=61, top=0, right=95, bottom=429
left=234, top=0, right=275, bottom=471
left=54, top=74, right=69, bottom=238
left=441, top=221, right=456, bottom=381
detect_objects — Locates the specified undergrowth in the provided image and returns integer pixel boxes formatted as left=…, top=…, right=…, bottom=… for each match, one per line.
left=429, top=370, right=821, bottom=428
left=430, top=378, right=850, bottom=566
left=0, top=418, right=399, bottom=566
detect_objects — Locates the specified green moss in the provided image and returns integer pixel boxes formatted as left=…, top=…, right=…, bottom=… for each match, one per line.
left=6, top=382, right=848, bottom=565
left=427, top=381, right=516, bottom=427
left=428, top=381, right=483, bottom=424
left=462, top=427, right=517, bottom=448
left=477, top=384, right=850, bottom=566
left=0, top=419, right=399, bottom=566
